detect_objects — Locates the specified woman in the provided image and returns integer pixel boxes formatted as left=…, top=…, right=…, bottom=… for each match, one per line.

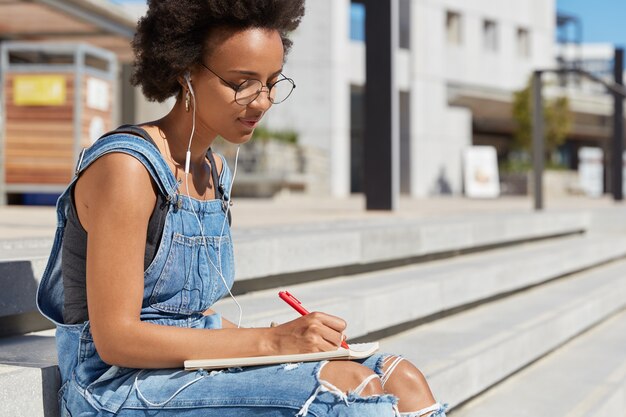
left=37, top=1, right=447, bottom=416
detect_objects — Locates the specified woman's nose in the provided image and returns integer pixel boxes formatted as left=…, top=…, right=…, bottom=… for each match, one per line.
left=248, top=87, right=273, bottom=111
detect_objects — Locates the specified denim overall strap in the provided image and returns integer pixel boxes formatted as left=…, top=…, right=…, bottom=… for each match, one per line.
left=37, top=133, right=180, bottom=325
left=75, top=133, right=180, bottom=199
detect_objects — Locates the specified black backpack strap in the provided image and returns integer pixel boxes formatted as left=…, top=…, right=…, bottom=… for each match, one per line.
left=102, top=124, right=159, bottom=148
left=205, top=149, right=222, bottom=199
left=206, top=150, right=232, bottom=226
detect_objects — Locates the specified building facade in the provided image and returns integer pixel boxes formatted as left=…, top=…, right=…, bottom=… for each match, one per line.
left=265, top=0, right=557, bottom=197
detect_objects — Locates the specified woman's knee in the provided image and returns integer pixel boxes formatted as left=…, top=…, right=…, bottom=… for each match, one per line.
left=382, top=356, right=433, bottom=394
left=320, top=361, right=384, bottom=396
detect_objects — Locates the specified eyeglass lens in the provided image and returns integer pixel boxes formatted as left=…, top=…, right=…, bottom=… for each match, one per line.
left=236, top=78, right=294, bottom=105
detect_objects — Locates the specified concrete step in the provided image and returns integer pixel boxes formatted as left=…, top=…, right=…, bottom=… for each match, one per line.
left=5, top=236, right=625, bottom=417
left=0, top=211, right=610, bottom=416
left=1, top=211, right=592, bottom=336
left=0, top=365, right=56, bottom=417
left=231, top=211, right=588, bottom=282
left=451, top=308, right=626, bottom=417
left=1, top=210, right=589, bottom=281
left=214, top=234, right=626, bottom=339
left=0, top=237, right=52, bottom=262
left=377, top=258, right=626, bottom=411
left=0, top=329, right=59, bottom=417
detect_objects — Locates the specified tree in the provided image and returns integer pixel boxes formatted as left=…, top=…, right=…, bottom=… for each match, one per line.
left=512, top=76, right=572, bottom=161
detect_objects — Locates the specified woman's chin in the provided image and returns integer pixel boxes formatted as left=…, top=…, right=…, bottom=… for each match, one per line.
left=222, top=133, right=254, bottom=145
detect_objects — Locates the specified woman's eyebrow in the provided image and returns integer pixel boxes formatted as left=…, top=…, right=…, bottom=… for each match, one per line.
left=228, top=69, right=283, bottom=77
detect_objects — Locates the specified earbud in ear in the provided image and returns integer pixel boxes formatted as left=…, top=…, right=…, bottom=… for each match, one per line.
left=183, top=69, right=195, bottom=175
left=184, top=71, right=194, bottom=96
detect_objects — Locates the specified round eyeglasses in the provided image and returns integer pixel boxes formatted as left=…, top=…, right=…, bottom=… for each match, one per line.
left=200, top=63, right=296, bottom=106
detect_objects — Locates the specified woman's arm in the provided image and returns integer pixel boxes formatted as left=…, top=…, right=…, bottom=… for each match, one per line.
left=76, top=153, right=345, bottom=369
left=204, top=309, right=238, bottom=329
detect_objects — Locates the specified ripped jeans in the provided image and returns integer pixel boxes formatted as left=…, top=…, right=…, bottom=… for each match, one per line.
left=60, top=352, right=446, bottom=417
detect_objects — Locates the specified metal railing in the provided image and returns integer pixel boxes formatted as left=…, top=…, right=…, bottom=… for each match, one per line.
left=532, top=48, right=625, bottom=210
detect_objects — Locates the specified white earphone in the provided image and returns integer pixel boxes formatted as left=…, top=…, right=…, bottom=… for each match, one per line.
left=182, top=69, right=243, bottom=327
left=184, top=71, right=194, bottom=175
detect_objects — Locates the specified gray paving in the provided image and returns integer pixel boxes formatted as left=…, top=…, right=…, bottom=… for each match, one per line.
left=0, top=194, right=620, bottom=239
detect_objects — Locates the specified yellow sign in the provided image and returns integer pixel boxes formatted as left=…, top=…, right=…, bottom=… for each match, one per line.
left=14, top=75, right=66, bottom=106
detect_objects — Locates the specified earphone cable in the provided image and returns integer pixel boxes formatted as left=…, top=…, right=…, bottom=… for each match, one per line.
left=184, top=76, right=243, bottom=328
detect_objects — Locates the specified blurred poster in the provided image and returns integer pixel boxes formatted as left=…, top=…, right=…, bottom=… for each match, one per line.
left=14, top=75, right=66, bottom=106
left=86, top=77, right=109, bottom=111
left=89, top=116, right=105, bottom=144
left=578, top=147, right=603, bottom=197
left=463, top=146, right=500, bottom=198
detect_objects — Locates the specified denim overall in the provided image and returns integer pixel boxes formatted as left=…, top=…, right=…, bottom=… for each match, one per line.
left=37, top=132, right=445, bottom=417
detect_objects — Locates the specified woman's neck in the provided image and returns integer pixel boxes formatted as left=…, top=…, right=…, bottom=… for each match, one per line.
left=155, top=102, right=217, bottom=170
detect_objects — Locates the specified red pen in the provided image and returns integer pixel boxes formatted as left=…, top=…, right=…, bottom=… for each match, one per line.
left=278, top=290, right=349, bottom=349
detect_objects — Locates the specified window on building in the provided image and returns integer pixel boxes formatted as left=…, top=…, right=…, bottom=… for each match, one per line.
left=446, top=11, right=462, bottom=45
left=352, top=1, right=411, bottom=48
left=399, top=0, right=411, bottom=49
left=483, top=20, right=498, bottom=52
left=517, top=28, right=531, bottom=57
left=350, top=2, right=365, bottom=42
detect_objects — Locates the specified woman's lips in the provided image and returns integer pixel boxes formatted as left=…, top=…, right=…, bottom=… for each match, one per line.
left=239, top=118, right=259, bottom=129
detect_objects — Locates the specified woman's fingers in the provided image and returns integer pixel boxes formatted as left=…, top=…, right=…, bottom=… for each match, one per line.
left=272, top=312, right=348, bottom=354
left=309, top=311, right=347, bottom=333
left=308, top=313, right=346, bottom=349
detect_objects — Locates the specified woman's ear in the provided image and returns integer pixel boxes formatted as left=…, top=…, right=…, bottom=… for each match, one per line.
left=176, top=71, right=192, bottom=90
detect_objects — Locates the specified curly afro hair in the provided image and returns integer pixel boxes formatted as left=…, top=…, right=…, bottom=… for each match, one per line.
left=131, top=0, right=305, bottom=102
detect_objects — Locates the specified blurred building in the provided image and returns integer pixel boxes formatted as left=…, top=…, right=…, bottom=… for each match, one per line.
left=1, top=0, right=619, bottom=202
left=0, top=0, right=136, bottom=203
left=265, top=0, right=557, bottom=197
left=553, top=41, right=617, bottom=174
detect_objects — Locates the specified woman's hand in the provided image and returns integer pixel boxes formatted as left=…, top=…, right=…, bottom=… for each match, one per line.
left=269, top=312, right=347, bottom=354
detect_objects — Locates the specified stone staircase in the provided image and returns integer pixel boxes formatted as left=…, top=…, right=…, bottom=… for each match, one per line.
left=2, top=208, right=626, bottom=416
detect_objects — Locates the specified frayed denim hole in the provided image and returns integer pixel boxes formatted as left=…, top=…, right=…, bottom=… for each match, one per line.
left=433, top=402, right=450, bottom=416
left=297, top=361, right=340, bottom=416
left=195, top=369, right=209, bottom=377
left=381, top=355, right=406, bottom=388
left=345, top=391, right=398, bottom=405
left=348, top=373, right=380, bottom=397
left=398, top=402, right=449, bottom=417
left=296, top=361, right=399, bottom=417
left=375, top=354, right=391, bottom=376
left=283, top=363, right=301, bottom=371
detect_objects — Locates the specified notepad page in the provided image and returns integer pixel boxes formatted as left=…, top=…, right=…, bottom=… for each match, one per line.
left=346, top=342, right=378, bottom=353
